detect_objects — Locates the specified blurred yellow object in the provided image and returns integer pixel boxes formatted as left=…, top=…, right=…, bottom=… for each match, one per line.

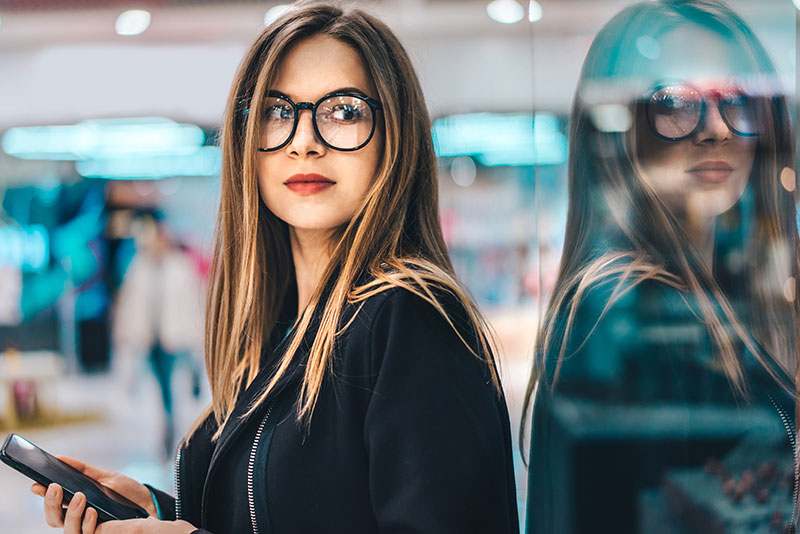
left=0, top=350, right=63, bottom=429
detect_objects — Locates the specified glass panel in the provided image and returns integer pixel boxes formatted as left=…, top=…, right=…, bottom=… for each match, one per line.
left=529, top=2, right=799, bottom=533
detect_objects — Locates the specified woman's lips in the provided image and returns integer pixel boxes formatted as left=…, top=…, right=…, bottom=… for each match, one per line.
left=687, top=161, right=734, bottom=183
left=284, top=173, right=335, bottom=195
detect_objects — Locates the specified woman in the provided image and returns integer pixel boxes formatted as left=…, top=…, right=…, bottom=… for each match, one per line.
left=34, top=4, right=519, bottom=533
left=523, top=1, right=797, bottom=533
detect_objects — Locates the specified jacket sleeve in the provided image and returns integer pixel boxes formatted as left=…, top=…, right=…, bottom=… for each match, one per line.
left=362, top=289, right=519, bottom=534
left=143, top=486, right=213, bottom=534
left=143, top=484, right=176, bottom=521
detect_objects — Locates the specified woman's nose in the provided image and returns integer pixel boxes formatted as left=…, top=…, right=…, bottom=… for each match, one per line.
left=692, top=99, right=731, bottom=145
left=287, top=110, right=326, bottom=157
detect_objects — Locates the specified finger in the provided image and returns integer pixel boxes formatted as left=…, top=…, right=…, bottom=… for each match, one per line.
left=96, top=518, right=162, bottom=534
left=31, top=483, right=46, bottom=497
left=43, top=483, right=65, bottom=528
left=82, top=507, right=98, bottom=534
left=95, top=520, right=128, bottom=534
left=63, top=491, right=86, bottom=534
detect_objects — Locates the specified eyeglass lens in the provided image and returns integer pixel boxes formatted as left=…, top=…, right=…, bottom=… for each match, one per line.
left=259, top=95, right=376, bottom=150
left=648, top=84, right=757, bottom=140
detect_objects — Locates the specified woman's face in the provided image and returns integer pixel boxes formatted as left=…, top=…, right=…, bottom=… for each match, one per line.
left=257, top=34, right=383, bottom=234
left=636, top=25, right=757, bottom=221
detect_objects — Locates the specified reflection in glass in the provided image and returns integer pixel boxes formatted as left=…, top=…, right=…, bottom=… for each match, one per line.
left=524, top=1, right=798, bottom=533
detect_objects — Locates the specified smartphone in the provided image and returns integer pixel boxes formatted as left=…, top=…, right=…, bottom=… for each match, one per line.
left=1, top=433, right=149, bottom=523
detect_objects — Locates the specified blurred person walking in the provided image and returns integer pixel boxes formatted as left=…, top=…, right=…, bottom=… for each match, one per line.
left=113, top=213, right=204, bottom=460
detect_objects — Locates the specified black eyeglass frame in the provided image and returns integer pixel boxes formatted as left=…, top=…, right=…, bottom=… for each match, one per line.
left=250, top=91, right=384, bottom=152
left=644, top=81, right=760, bottom=142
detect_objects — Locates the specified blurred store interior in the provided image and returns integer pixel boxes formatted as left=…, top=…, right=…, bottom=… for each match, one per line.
left=0, top=0, right=796, bottom=532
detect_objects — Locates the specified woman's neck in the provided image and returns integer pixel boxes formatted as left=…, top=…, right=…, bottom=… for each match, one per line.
left=685, top=212, right=716, bottom=269
left=289, top=227, right=335, bottom=319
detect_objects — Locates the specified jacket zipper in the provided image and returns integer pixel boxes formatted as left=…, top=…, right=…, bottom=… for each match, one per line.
left=769, top=395, right=799, bottom=526
left=174, top=442, right=184, bottom=520
left=247, top=401, right=275, bottom=534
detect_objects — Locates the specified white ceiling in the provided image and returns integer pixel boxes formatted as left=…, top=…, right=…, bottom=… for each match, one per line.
left=0, top=0, right=794, bottom=130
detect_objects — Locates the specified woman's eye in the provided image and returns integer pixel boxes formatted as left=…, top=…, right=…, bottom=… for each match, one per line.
left=722, top=93, right=747, bottom=109
left=330, top=105, right=363, bottom=122
left=654, top=94, right=686, bottom=112
left=265, top=105, right=293, bottom=121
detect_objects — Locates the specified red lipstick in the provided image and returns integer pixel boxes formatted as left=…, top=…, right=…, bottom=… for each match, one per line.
left=284, top=173, right=335, bottom=195
left=687, top=161, right=734, bottom=183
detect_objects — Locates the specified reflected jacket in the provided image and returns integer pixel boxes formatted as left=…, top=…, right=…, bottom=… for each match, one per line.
left=148, top=285, right=520, bottom=534
left=526, top=277, right=796, bottom=534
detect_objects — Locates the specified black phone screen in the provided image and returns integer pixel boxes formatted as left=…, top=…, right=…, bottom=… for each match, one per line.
left=1, top=433, right=149, bottom=522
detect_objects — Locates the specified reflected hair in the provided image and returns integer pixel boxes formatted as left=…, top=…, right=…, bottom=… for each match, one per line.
left=189, top=2, right=500, bottom=441
left=522, top=0, right=798, bottom=456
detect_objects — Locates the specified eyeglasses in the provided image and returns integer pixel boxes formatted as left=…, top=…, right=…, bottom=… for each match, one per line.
left=645, top=81, right=759, bottom=141
left=252, top=91, right=383, bottom=152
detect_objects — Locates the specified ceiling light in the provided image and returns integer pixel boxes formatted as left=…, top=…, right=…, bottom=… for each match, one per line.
left=76, top=147, right=221, bottom=180
left=636, top=35, right=660, bottom=59
left=450, top=156, right=477, bottom=187
left=2, top=118, right=205, bottom=161
left=433, top=113, right=567, bottom=167
left=486, top=0, right=524, bottom=25
left=528, top=1, right=543, bottom=23
left=116, top=9, right=151, bottom=36
left=264, top=5, right=291, bottom=27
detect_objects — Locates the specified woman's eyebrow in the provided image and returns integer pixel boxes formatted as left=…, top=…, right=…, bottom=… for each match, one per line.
left=267, top=87, right=369, bottom=101
left=327, top=86, right=368, bottom=96
left=267, top=90, right=291, bottom=100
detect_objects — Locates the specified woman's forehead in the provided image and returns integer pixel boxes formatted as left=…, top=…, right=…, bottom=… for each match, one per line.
left=646, top=24, right=752, bottom=82
left=270, top=34, right=375, bottom=101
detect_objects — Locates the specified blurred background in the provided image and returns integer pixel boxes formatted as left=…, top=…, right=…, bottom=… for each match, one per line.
left=0, top=0, right=795, bottom=532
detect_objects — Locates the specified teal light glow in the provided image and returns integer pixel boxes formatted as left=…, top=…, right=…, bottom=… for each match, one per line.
left=76, top=146, right=221, bottom=180
left=432, top=112, right=566, bottom=167
left=0, top=225, right=49, bottom=272
left=2, top=118, right=205, bottom=161
left=636, top=35, right=661, bottom=60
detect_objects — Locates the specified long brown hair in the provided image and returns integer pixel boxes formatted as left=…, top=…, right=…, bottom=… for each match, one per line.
left=522, top=0, right=798, bottom=453
left=192, top=3, right=499, bottom=440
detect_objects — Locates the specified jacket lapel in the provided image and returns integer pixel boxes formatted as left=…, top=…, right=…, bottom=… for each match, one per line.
left=200, top=273, right=339, bottom=512
left=200, top=313, right=321, bottom=513
left=201, top=335, right=299, bottom=496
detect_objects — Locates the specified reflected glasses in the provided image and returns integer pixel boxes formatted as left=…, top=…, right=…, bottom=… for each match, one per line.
left=254, top=91, right=382, bottom=152
left=645, top=82, right=759, bottom=141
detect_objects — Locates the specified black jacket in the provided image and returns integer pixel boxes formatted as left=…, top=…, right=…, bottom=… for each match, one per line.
left=150, top=286, right=519, bottom=534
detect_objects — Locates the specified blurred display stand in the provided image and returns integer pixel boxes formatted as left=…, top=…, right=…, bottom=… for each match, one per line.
left=0, top=349, right=62, bottom=429
left=542, top=396, right=785, bottom=533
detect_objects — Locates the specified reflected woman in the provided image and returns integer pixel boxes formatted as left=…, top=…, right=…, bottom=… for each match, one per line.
left=524, top=1, right=797, bottom=533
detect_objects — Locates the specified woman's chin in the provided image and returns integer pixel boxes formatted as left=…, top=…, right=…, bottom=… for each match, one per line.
left=686, top=187, right=747, bottom=220
left=281, top=216, right=351, bottom=236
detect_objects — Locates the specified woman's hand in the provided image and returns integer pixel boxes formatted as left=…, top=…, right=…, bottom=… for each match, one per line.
left=30, top=456, right=159, bottom=526
left=52, top=490, right=194, bottom=534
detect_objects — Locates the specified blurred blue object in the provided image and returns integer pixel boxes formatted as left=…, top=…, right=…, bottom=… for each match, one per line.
left=2, top=117, right=205, bottom=161
left=0, top=225, right=49, bottom=272
left=76, top=146, right=221, bottom=180
left=432, top=112, right=567, bottom=167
